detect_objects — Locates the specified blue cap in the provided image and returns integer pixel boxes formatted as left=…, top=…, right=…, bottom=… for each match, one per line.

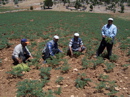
left=21, top=39, right=29, bottom=43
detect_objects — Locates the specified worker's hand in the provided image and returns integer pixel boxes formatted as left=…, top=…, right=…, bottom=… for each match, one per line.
left=78, top=47, right=82, bottom=52
left=102, top=35, right=106, bottom=38
left=29, top=56, right=34, bottom=59
left=18, top=59, right=22, bottom=64
left=71, top=52, right=73, bottom=57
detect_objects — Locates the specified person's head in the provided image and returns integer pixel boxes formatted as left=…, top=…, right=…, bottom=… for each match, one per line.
left=53, top=35, right=59, bottom=42
left=108, top=18, right=113, bottom=25
left=21, top=39, right=29, bottom=46
left=74, top=33, right=79, bottom=40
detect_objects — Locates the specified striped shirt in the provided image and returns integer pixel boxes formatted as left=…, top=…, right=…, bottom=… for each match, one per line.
left=69, top=38, right=83, bottom=49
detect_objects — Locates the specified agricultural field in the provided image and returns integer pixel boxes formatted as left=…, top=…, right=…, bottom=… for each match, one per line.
left=0, top=11, right=130, bottom=97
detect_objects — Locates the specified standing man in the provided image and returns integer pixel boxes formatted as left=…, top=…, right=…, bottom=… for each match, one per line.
left=67, top=33, right=85, bottom=57
left=12, top=39, right=33, bottom=65
left=96, top=18, right=117, bottom=59
left=42, top=35, right=62, bottom=61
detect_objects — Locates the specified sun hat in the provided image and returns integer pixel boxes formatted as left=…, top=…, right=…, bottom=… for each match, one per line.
left=74, top=33, right=79, bottom=37
left=21, top=39, right=29, bottom=43
left=108, top=18, right=113, bottom=21
left=54, top=35, right=59, bottom=39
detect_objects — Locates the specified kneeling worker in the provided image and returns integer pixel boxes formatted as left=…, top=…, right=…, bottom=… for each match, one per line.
left=42, top=35, right=62, bottom=62
left=67, top=33, right=85, bottom=57
left=12, top=39, right=33, bottom=65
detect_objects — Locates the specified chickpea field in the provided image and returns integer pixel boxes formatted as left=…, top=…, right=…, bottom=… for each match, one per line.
left=0, top=11, right=130, bottom=97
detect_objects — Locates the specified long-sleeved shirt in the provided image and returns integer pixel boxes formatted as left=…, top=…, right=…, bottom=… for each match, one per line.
left=102, top=24, right=117, bottom=39
left=43, top=40, right=61, bottom=56
left=69, top=38, right=83, bottom=49
left=12, top=44, right=31, bottom=58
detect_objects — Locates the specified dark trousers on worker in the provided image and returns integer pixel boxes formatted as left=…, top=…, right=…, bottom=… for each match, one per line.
left=42, top=49, right=60, bottom=60
left=96, top=38, right=113, bottom=58
left=12, top=54, right=30, bottom=65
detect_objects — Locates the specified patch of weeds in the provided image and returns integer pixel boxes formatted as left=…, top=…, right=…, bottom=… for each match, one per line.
left=104, top=63, right=115, bottom=73
left=92, top=57, right=104, bottom=69
left=6, top=63, right=30, bottom=78
left=122, top=64, right=130, bottom=71
left=75, top=73, right=92, bottom=89
left=109, top=54, right=118, bottom=62
left=47, top=56, right=61, bottom=68
left=6, top=67, right=24, bottom=78
left=16, top=79, right=45, bottom=97
left=98, top=74, right=109, bottom=82
left=82, top=57, right=92, bottom=69
left=55, top=76, right=64, bottom=85
left=39, top=67, right=52, bottom=80
left=61, top=60, right=71, bottom=73
left=95, top=81, right=106, bottom=93
left=73, top=51, right=82, bottom=58
left=106, top=81, right=118, bottom=97
left=54, top=87, right=62, bottom=95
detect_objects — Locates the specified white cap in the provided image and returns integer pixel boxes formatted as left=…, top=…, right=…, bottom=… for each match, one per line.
left=74, top=33, right=79, bottom=36
left=54, top=35, right=59, bottom=39
left=108, top=18, right=113, bottom=21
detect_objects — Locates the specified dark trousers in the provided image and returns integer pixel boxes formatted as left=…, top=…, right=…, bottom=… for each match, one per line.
left=42, top=49, right=60, bottom=60
left=97, top=38, right=113, bottom=58
left=12, top=54, right=30, bottom=65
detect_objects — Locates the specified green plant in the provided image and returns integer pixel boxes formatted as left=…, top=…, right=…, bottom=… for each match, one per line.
left=92, top=57, right=104, bottom=69
left=46, top=56, right=60, bottom=68
left=98, top=74, right=109, bottom=81
left=16, top=79, right=45, bottom=97
left=109, top=54, right=118, bottom=62
left=75, top=73, right=91, bottom=89
left=82, top=57, right=92, bottom=69
left=73, top=51, right=82, bottom=58
left=6, top=67, right=24, bottom=78
left=54, top=87, right=62, bottom=95
left=95, top=81, right=106, bottom=93
left=61, top=61, right=71, bottom=73
left=39, top=67, right=52, bottom=80
left=106, top=81, right=118, bottom=96
left=13, top=63, right=30, bottom=72
left=122, top=64, right=130, bottom=70
left=105, top=63, right=115, bottom=73
left=105, top=37, right=112, bottom=44
left=55, top=76, right=64, bottom=85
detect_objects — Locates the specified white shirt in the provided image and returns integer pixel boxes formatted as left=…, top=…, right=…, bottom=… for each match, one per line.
left=12, top=44, right=31, bottom=58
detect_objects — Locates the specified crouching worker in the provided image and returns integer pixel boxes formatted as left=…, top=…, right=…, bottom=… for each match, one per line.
left=12, top=39, right=33, bottom=65
left=42, top=35, right=62, bottom=63
left=67, top=33, right=85, bottom=57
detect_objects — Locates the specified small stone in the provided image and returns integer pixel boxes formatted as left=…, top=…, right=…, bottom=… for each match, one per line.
left=71, top=95, right=74, bottom=97
left=124, top=77, right=128, bottom=79
left=115, top=87, right=120, bottom=91
left=120, top=80, right=123, bottom=82
left=73, top=68, right=78, bottom=71
left=56, top=85, right=60, bottom=87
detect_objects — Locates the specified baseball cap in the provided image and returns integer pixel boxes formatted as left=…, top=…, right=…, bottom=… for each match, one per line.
left=54, top=35, right=59, bottom=39
left=21, top=39, right=29, bottom=43
left=108, top=18, right=113, bottom=21
left=74, top=33, right=79, bottom=37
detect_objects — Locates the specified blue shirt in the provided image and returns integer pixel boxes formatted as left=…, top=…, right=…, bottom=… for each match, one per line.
left=46, top=40, right=61, bottom=56
left=102, top=24, right=117, bottom=38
